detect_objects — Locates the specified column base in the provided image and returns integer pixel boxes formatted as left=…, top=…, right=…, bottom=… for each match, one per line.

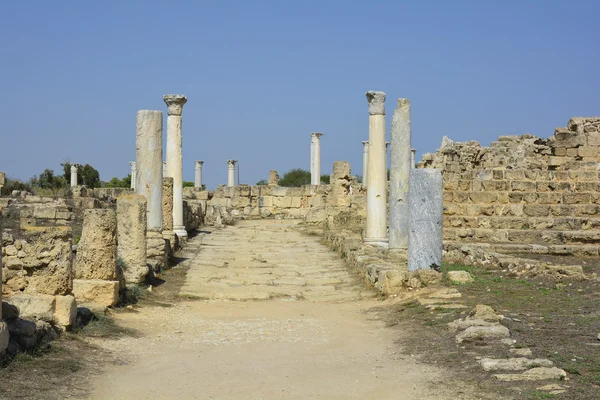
left=363, top=237, right=389, bottom=247
left=162, top=230, right=179, bottom=254
left=174, top=227, right=188, bottom=242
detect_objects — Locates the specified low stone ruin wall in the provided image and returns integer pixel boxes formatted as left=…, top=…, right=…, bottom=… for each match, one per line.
left=420, top=117, right=600, bottom=257
left=189, top=161, right=368, bottom=228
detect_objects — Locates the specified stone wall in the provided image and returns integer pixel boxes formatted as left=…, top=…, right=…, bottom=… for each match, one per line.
left=188, top=162, right=367, bottom=228
left=419, top=117, right=600, bottom=257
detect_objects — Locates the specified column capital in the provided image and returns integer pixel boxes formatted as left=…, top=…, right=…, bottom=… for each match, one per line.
left=227, top=159, right=238, bottom=167
left=70, top=164, right=81, bottom=172
left=311, top=132, right=323, bottom=139
left=129, top=161, right=136, bottom=168
left=366, top=91, right=386, bottom=115
left=411, top=148, right=417, bottom=153
left=397, top=98, right=410, bottom=108
left=163, top=94, right=188, bottom=116
left=195, top=160, right=204, bottom=167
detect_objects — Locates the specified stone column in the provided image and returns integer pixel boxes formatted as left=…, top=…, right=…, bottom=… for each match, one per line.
left=361, top=141, right=369, bottom=187
left=310, top=133, right=323, bottom=185
left=163, top=161, right=167, bottom=177
left=70, top=164, right=78, bottom=187
left=0, top=172, right=5, bottom=196
left=411, top=149, right=416, bottom=168
left=227, top=160, right=237, bottom=187
left=162, top=177, right=178, bottom=253
left=135, top=110, right=167, bottom=272
left=129, top=161, right=137, bottom=190
left=389, top=98, right=411, bottom=250
left=364, top=91, right=388, bottom=243
left=194, top=160, right=204, bottom=189
left=117, top=194, right=148, bottom=284
left=408, top=169, right=443, bottom=271
left=268, top=170, right=279, bottom=186
left=136, top=110, right=163, bottom=231
left=163, top=94, right=188, bottom=240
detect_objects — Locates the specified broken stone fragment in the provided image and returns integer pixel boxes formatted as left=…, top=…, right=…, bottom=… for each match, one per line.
left=479, top=357, right=554, bottom=372
left=447, top=270, right=474, bottom=284
left=456, top=325, right=510, bottom=343
left=493, top=367, right=567, bottom=381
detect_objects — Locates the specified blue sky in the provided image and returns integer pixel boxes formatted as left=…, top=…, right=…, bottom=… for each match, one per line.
left=1, top=1, right=599, bottom=190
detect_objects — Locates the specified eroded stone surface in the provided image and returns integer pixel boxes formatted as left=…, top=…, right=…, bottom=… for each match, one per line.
left=75, top=209, right=117, bottom=281
left=117, top=194, right=148, bottom=284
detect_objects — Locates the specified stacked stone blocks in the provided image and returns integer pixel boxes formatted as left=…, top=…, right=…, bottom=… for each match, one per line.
left=420, top=117, right=600, bottom=256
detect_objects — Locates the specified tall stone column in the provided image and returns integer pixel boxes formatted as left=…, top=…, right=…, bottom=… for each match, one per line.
left=135, top=110, right=166, bottom=272
left=163, top=161, right=167, bottom=177
left=129, top=161, right=137, bottom=190
left=163, top=94, right=188, bottom=240
left=408, top=169, right=443, bottom=271
left=310, top=133, right=323, bottom=185
left=361, top=141, right=369, bottom=187
left=364, top=91, right=388, bottom=243
left=70, top=164, right=78, bottom=187
left=389, top=98, right=411, bottom=250
left=227, top=160, right=237, bottom=187
left=411, top=149, right=416, bottom=168
left=194, top=160, right=204, bottom=189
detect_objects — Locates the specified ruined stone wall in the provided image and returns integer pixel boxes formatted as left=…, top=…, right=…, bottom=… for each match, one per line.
left=419, top=117, right=600, bottom=256
left=190, top=162, right=367, bottom=230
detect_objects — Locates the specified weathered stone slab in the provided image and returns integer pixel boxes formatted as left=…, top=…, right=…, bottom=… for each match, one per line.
left=54, top=295, right=77, bottom=328
left=74, top=209, right=117, bottom=281
left=73, top=279, right=119, bottom=307
left=7, top=293, right=55, bottom=322
left=117, top=194, right=149, bottom=284
left=408, top=169, right=443, bottom=271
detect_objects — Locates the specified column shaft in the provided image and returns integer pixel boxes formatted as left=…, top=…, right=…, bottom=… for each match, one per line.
left=70, top=165, right=78, bottom=187
left=227, top=160, right=236, bottom=187
left=362, top=141, right=369, bottom=187
left=389, top=99, right=411, bottom=249
left=364, top=91, right=387, bottom=243
left=130, top=162, right=137, bottom=190
left=194, top=162, right=203, bottom=189
left=310, top=133, right=323, bottom=185
left=135, top=110, right=163, bottom=232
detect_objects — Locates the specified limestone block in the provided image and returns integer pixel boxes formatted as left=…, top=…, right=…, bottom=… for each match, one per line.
left=447, top=270, right=474, bottom=284
left=54, top=295, right=77, bottom=328
left=554, top=127, right=586, bottom=147
left=272, top=187, right=288, bottom=197
left=146, top=231, right=167, bottom=272
left=7, top=293, right=55, bottom=322
left=18, top=227, right=73, bottom=296
left=455, top=325, right=510, bottom=343
left=290, top=197, right=302, bottom=208
left=523, top=205, right=550, bottom=217
left=508, top=192, right=538, bottom=203
left=469, top=192, right=498, bottom=204
left=73, top=279, right=119, bottom=307
left=480, top=358, right=554, bottom=372
left=536, top=193, right=562, bottom=204
left=493, top=367, right=567, bottom=382
left=273, top=197, right=292, bottom=208
left=563, top=193, right=591, bottom=204
left=117, top=194, right=148, bottom=284
left=408, top=169, right=443, bottom=271
left=258, top=196, right=273, bottom=207
left=74, top=209, right=117, bottom=281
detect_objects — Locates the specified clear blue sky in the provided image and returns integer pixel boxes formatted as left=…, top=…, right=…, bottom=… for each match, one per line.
left=2, top=1, right=599, bottom=190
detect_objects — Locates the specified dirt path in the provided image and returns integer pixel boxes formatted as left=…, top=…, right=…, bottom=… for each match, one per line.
left=86, top=221, right=469, bottom=400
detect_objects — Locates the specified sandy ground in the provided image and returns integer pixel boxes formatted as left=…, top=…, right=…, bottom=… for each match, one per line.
left=86, top=221, right=472, bottom=400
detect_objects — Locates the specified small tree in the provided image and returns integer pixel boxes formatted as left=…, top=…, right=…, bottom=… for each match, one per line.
left=278, top=169, right=311, bottom=187
left=256, top=179, right=268, bottom=186
left=320, top=174, right=330, bottom=184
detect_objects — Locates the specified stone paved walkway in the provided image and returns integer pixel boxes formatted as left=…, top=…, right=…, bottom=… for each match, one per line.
left=179, top=220, right=374, bottom=302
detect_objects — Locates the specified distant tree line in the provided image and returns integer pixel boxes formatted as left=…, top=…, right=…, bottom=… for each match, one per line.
left=256, top=169, right=330, bottom=187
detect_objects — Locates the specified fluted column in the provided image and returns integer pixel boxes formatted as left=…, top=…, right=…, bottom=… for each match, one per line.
left=389, top=98, right=411, bottom=249
left=129, top=161, right=137, bottom=190
left=194, top=160, right=204, bottom=189
left=163, top=94, right=188, bottom=239
left=310, top=132, right=323, bottom=185
left=70, top=164, right=78, bottom=187
left=364, top=91, right=388, bottom=243
left=227, top=160, right=237, bottom=187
